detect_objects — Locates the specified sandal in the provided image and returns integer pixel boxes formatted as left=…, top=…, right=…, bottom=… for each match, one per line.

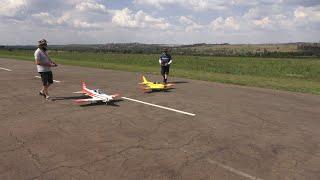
left=39, top=91, right=45, bottom=97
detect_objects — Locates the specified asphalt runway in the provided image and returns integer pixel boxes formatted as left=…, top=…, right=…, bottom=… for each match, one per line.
left=1, top=58, right=320, bottom=180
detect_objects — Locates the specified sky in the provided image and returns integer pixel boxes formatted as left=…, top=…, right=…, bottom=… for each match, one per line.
left=0, top=0, right=319, bottom=45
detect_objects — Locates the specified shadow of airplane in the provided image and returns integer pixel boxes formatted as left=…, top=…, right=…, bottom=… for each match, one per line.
left=51, top=95, right=88, bottom=101
left=168, top=81, right=188, bottom=84
left=79, top=99, right=124, bottom=107
left=144, top=88, right=175, bottom=94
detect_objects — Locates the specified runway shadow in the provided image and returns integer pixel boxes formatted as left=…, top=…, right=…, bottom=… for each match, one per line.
left=79, top=99, right=124, bottom=107
left=51, top=95, right=88, bottom=101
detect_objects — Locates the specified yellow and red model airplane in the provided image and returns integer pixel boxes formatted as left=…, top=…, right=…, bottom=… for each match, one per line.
left=139, top=75, right=174, bottom=92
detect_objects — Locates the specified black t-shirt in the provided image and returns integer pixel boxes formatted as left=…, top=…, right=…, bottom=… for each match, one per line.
left=160, top=53, right=172, bottom=64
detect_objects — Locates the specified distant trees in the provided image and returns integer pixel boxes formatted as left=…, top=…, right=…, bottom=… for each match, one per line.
left=2, top=43, right=320, bottom=57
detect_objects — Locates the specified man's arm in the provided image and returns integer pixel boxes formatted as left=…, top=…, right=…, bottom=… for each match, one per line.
left=167, top=55, right=172, bottom=65
left=49, top=59, right=58, bottom=66
left=164, top=55, right=172, bottom=66
left=46, top=53, right=58, bottom=66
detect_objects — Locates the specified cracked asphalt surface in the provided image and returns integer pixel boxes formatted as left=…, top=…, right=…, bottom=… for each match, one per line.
left=1, top=58, right=320, bottom=180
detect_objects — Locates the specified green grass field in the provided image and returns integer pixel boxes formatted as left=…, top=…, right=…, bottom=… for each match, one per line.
left=1, top=49, right=320, bottom=94
left=178, top=44, right=299, bottom=54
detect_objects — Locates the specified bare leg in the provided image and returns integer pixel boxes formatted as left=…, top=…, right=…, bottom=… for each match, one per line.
left=40, top=87, right=44, bottom=94
left=43, top=85, right=50, bottom=97
left=164, top=74, right=168, bottom=83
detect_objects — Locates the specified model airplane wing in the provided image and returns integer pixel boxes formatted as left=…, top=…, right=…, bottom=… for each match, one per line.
left=165, top=83, right=174, bottom=87
left=111, top=94, right=120, bottom=98
left=73, top=91, right=85, bottom=94
left=74, top=97, right=102, bottom=103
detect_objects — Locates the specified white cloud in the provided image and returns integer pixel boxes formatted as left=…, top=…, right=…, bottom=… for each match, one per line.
left=211, top=17, right=240, bottom=31
left=134, top=0, right=226, bottom=11
left=32, top=12, right=70, bottom=26
left=27, top=0, right=111, bottom=31
left=231, top=0, right=259, bottom=6
left=112, top=8, right=170, bottom=29
left=186, top=0, right=226, bottom=11
left=73, top=19, right=101, bottom=29
left=0, top=0, right=27, bottom=17
left=253, top=17, right=272, bottom=28
left=31, top=12, right=101, bottom=30
left=179, top=16, right=194, bottom=25
left=242, top=7, right=295, bottom=30
left=75, top=0, right=108, bottom=13
left=294, top=8, right=307, bottom=18
left=243, top=8, right=261, bottom=19
left=294, top=6, right=320, bottom=21
left=273, top=14, right=293, bottom=28
left=243, top=6, right=284, bottom=20
left=179, top=16, right=204, bottom=32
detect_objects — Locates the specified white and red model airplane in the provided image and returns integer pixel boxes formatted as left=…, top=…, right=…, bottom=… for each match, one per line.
left=74, top=81, right=119, bottom=104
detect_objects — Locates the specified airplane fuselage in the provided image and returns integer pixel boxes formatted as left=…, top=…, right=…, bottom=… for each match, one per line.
left=84, top=88, right=114, bottom=102
left=145, top=82, right=165, bottom=90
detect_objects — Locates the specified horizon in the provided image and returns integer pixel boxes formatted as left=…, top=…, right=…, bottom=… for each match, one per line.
left=2, top=42, right=320, bottom=46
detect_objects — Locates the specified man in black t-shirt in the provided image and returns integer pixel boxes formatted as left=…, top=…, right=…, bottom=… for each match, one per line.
left=159, top=48, right=173, bottom=84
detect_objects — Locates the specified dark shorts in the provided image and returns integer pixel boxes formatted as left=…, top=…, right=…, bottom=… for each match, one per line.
left=39, top=71, right=53, bottom=86
left=161, top=65, right=170, bottom=75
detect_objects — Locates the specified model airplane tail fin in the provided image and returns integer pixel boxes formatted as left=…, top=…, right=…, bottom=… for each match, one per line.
left=81, top=81, right=87, bottom=90
left=74, top=81, right=87, bottom=94
left=140, top=75, right=148, bottom=84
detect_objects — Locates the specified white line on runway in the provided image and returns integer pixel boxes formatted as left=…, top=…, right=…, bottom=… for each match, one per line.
left=34, top=76, right=61, bottom=83
left=0, top=67, right=12, bottom=71
left=206, top=158, right=263, bottom=180
left=179, top=148, right=262, bottom=180
left=122, top=96, right=196, bottom=116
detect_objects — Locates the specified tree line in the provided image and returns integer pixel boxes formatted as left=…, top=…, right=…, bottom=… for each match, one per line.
left=1, top=43, right=319, bottom=58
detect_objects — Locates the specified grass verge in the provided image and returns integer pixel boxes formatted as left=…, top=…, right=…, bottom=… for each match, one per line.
left=0, top=50, right=319, bottom=95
